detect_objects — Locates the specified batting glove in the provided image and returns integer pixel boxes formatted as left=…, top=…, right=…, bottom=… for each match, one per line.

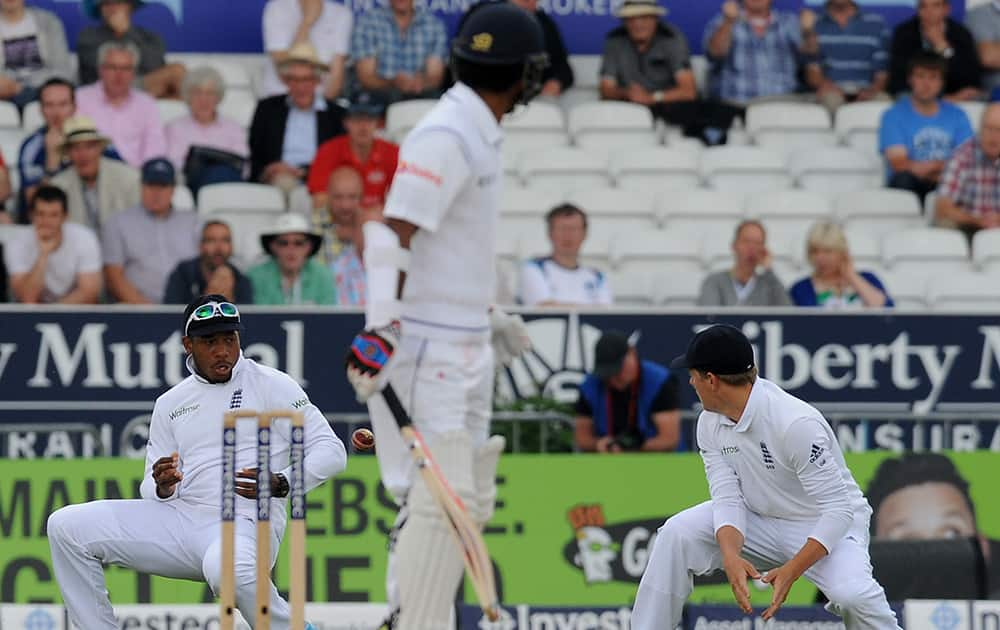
left=345, top=322, right=400, bottom=402
left=489, top=306, right=531, bottom=367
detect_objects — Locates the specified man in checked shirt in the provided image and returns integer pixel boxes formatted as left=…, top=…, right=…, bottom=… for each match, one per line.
left=935, top=103, right=1000, bottom=240
left=632, top=324, right=900, bottom=630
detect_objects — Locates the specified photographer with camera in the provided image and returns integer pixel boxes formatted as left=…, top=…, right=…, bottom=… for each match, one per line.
left=574, top=330, right=685, bottom=453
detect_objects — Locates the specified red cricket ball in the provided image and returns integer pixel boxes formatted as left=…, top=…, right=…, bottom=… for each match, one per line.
left=352, top=428, right=375, bottom=451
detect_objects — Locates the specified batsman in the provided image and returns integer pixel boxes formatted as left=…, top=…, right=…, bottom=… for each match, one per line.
left=344, top=3, right=547, bottom=627
left=47, top=295, right=346, bottom=629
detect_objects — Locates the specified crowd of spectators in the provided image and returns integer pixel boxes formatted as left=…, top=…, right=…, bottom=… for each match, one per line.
left=3, top=0, right=1000, bottom=309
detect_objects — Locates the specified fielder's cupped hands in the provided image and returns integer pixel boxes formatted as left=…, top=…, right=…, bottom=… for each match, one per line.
left=722, top=554, right=760, bottom=614
left=761, top=563, right=799, bottom=620
left=152, top=452, right=182, bottom=499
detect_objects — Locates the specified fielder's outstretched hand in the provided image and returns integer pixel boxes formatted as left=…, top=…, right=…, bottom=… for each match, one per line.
left=761, top=563, right=799, bottom=619
left=722, top=555, right=760, bottom=614
left=345, top=322, right=400, bottom=402
left=152, top=452, right=182, bottom=499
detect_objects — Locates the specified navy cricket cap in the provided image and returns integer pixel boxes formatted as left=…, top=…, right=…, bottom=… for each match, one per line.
left=182, top=294, right=243, bottom=338
left=593, top=330, right=633, bottom=379
left=346, top=91, right=386, bottom=117
left=142, top=157, right=176, bottom=186
left=670, top=324, right=754, bottom=375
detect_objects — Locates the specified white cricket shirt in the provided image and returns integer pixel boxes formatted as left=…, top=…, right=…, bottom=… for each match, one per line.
left=519, top=257, right=613, bottom=306
left=697, top=377, right=870, bottom=553
left=384, top=83, right=501, bottom=342
left=141, top=353, right=347, bottom=521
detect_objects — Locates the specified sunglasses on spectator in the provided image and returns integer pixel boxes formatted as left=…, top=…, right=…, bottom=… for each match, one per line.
left=274, top=237, right=310, bottom=248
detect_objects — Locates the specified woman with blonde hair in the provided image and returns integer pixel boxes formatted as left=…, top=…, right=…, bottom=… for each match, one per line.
left=789, top=221, right=893, bottom=308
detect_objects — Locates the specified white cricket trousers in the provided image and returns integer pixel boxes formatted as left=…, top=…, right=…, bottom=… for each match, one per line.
left=632, top=501, right=901, bottom=630
left=47, top=498, right=292, bottom=630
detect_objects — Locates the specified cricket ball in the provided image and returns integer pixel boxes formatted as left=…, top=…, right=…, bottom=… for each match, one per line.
left=352, top=428, right=375, bottom=451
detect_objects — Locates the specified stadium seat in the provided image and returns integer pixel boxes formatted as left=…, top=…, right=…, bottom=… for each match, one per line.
left=690, top=55, right=709, bottom=97
left=565, top=186, right=658, bottom=233
left=502, top=102, right=568, bottom=157
left=0, top=128, right=24, bottom=165
left=881, top=270, right=928, bottom=309
left=843, top=226, right=883, bottom=272
left=498, top=185, right=564, bottom=232
left=756, top=222, right=809, bottom=281
left=789, top=147, right=882, bottom=193
left=219, top=88, right=257, bottom=129
left=495, top=220, right=525, bottom=265
left=205, top=57, right=254, bottom=90
left=560, top=55, right=602, bottom=112
left=520, top=147, right=611, bottom=192
left=657, top=271, right=704, bottom=307
left=0, top=101, right=19, bottom=129
left=567, top=101, right=658, bottom=150
left=835, top=189, right=924, bottom=236
left=156, top=99, right=188, bottom=125
left=882, top=227, right=971, bottom=277
left=700, top=146, right=792, bottom=194
left=608, top=229, right=703, bottom=280
left=834, top=101, right=892, bottom=155
left=971, top=228, right=1000, bottom=273
left=745, top=189, right=833, bottom=235
left=287, top=185, right=312, bottom=217
left=610, top=147, right=702, bottom=192
left=199, top=209, right=279, bottom=269
left=657, top=189, right=745, bottom=231
left=21, top=100, right=42, bottom=131
left=958, top=101, right=984, bottom=131
left=385, top=99, right=438, bottom=143
left=0, top=223, right=28, bottom=246
left=172, top=185, right=195, bottom=210
left=609, top=270, right=656, bottom=306
left=502, top=150, right=521, bottom=184
left=198, top=182, right=286, bottom=214
left=746, top=102, right=836, bottom=158
left=927, top=271, right=1000, bottom=310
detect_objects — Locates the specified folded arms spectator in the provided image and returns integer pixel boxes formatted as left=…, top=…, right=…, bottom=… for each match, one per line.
left=4, top=185, right=101, bottom=304
left=697, top=220, right=791, bottom=307
left=0, top=0, right=71, bottom=107
left=790, top=221, right=893, bottom=308
left=262, top=0, right=352, bottom=100
left=49, top=115, right=139, bottom=230
left=163, top=219, right=253, bottom=304
left=350, top=0, right=448, bottom=102
left=879, top=51, right=973, bottom=202
left=888, top=0, right=981, bottom=101
left=77, top=0, right=185, bottom=98
left=248, top=212, right=335, bottom=305
left=248, top=42, right=346, bottom=192
left=935, top=104, right=1000, bottom=238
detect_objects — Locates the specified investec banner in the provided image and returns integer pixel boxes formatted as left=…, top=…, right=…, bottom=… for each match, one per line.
left=1, top=453, right=997, bottom=607
left=2, top=307, right=1000, bottom=457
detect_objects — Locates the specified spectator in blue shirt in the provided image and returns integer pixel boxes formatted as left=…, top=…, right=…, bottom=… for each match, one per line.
left=879, top=51, right=973, bottom=201
left=790, top=221, right=893, bottom=309
left=350, top=0, right=448, bottom=103
left=808, top=0, right=890, bottom=114
left=703, top=0, right=819, bottom=105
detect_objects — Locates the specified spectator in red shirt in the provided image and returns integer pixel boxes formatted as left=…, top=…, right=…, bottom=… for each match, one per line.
left=306, top=91, right=398, bottom=212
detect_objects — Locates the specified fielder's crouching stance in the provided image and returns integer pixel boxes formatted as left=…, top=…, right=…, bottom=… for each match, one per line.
left=632, top=325, right=901, bottom=630
left=47, top=295, right=346, bottom=630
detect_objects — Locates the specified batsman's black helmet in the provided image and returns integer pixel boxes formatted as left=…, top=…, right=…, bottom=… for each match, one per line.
left=451, top=2, right=549, bottom=104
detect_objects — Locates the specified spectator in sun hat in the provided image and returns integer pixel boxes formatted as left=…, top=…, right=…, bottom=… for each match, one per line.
left=574, top=330, right=684, bottom=453
left=248, top=212, right=336, bottom=305
left=77, top=0, right=186, bottom=98
left=261, top=0, right=353, bottom=99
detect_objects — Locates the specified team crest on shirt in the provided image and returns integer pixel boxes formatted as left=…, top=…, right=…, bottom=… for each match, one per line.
left=760, top=441, right=775, bottom=470
left=228, top=389, right=243, bottom=410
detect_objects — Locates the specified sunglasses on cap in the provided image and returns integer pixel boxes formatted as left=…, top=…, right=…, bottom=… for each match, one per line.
left=185, top=301, right=239, bottom=336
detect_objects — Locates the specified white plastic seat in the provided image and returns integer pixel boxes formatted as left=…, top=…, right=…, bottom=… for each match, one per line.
left=657, top=189, right=745, bottom=232
left=0, top=223, right=29, bottom=246
left=0, top=101, right=19, bottom=129
left=219, top=89, right=257, bottom=129
left=700, top=146, right=793, bottom=194
left=520, top=147, right=611, bottom=192
left=928, top=272, right=1000, bottom=310
left=745, top=190, right=833, bottom=236
left=880, top=271, right=928, bottom=309
left=567, top=101, right=657, bottom=150
left=834, top=101, right=892, bottom=155
left=610, top=147, right=702, bottom=192
left=609, top=229, right=703, bottom=273
left=746, top=102, right=836, bottom=158
left=500, top=186, right=564, bottom=219
left=199, top=182, right=286, bottom=214
left=565, top=186, right=658, bottom=233
left=789, top=147, right=882, bottom=193
left=495, top=221, right=525, bottom=264
left=657, top=272, right=704, bottom=307
left=501, top=150, right=521, bottom=184
left=503, top=102, right=565, bottom=142
left=156, top=99, right=188, bottom=125
left=172, top=185, right=195, bottom=211
left=882, top=227, right=972, bottom=277
left=958, top=101, right=984, bottom=131
left=385, top=99, right=438, bottom=143
left=609, top=271, right=656, bottom=306
left=835, top=189, right=924, bottom=236
left=209, top=209, right=285, bottom=269
left=843, top=226, right=883, bottom=272
left=0, top=128, right=24, bottom=165
left=972, top=228, right=1000, bottom=273
left=203, top=57, right=253, bottom=89
left=21, top=100, right=42, bottom=131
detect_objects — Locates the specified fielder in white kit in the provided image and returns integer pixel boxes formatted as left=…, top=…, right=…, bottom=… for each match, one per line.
left=47, top=295, right=346, bottom=630
left=343, top=4, right=547, bottom=628
left=632, top=324, right=901, bottom=629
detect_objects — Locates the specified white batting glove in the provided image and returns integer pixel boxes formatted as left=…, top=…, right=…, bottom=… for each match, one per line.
left=489, top=306, right=531, bottom=367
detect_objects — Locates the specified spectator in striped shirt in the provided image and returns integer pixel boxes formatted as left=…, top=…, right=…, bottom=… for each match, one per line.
left=703, top=0, right=819, bottom=105
left=935, top=104, right=1000, bottom=239
left=807, top=0, right=891, bottom=114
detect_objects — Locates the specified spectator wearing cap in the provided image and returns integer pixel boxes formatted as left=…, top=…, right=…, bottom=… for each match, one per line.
left=17, top=78, right=121, bottom=222
left=519, top=204, right=612, bottom=307
left=697, top=220, right=791, bottom=307
left=0, top=0, right=71, bottom=108
left=76, top=40, right=168, bottom=168
left=350, top=0, right=448, bottom=103
left=248, top=213, right=335, bottom=305
left=101, top=157, right=198, bottom=304
left=704, top=0, right=819, bottom=105
left=163, top=219, right=254, bottom=304
left=4, top=185, right=102, bottom=304
left=935, top=104, right=1000, bottom=238
left=261, top=0, right=352, bottom=100
left=307, top=92, right=398, bottom=213
left=575, top=330, right=684, bottom=453
left=600, top=0, right=740, bottom=145
left=166, top=66, right=249, bottom=198
left=507, top=0, right=573, bottom=96
left=50, top=115, right=139, bottom=231
left=249, top=42, right=346, bottom=193
left=807, top=0, right=891, bottom=114
left=789, top=221, right=893, bottom=309
left=76, top=0, right=185, bottom=98
left=888, top=0, right=981, bottom=102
